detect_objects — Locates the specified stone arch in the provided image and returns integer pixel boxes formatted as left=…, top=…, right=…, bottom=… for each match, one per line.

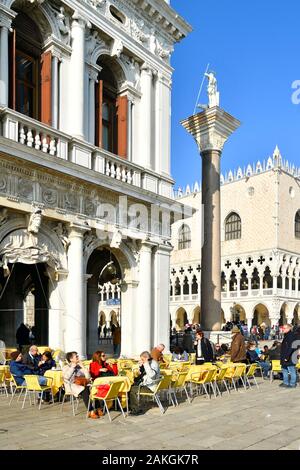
left=0, top=216, right=67, bottom=271
left=83, top=237, right=138, bottom=284
left=98, top=311, right=106, bottom=326
left=293, top=304, right=300, bottom=325
left=91, top=50, right=128, bottom=90
left=279, top=302, right=290, bottom=326
left=231, top=304, right=246, bottom=322
left=192, top=306, right=201, bottom=324
left=10, top=0, right=62, bottom=42
left=253, top=303, right=271, bottom=327
left=175, top=307, right=188, bottom=331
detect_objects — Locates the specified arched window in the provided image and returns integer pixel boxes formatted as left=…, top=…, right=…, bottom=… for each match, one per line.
left=240, top=269, right=248, bottom=291
left=9, top=12, right=52, bottom=124
left=225, top=212, right=241, bottom=241
left=95, top=59, right=128, bottom=158
left=183, top=276, right=189, bottom=295
left=295, top=211, right=300, bottom=238
left=263, top=267, right=273, bottom=289
left=192, top=275, right=198, bottom=294
left=175, top=277, right=181, bottom=296
left=178, top=224, right=191, bottom=250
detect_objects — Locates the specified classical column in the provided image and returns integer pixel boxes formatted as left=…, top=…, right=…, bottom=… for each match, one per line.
left=139, top=64, right=153, bottom=169
left=68, top=12, right=88, bottom=139
left=65, top=224, right=86, bottom=358
left=153, top=244, right=172, bottom=350
left=127, top=97, right=133, bottom=161
left=181, top=107, right=240, bottom=331
left=120, top=280, right=138, bottom=357
left=88, top=67, right=98, bottom=144
left=155, top=73, right=172, bottom=175
left=0, top=24, right=9, bottom=106
left=135, top=241, right=154, bottom=353
left=48, top=270, right=68, bottom=350
left=51, top=54, right=59, bottom=128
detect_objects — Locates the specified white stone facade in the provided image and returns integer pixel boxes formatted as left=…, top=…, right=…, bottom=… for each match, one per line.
left=0, top=0, right=191, bottom=357
left=170, top=147, right=300, bottom=330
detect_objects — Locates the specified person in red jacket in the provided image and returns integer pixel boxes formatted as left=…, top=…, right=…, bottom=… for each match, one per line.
left=89, top=351, right=117, bottom=379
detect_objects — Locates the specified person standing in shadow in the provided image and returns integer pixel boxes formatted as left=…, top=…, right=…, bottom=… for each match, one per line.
left=16, top=323, right=30, bottom=352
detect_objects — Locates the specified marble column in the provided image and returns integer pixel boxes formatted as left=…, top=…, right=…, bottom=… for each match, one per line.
left=155, top=73, right=172, bottom=175
left=51, top=54, right=59, bottom=128
left=181, top=107, right=240, bottom=331
left=0, top=24, right=9, bottom=106
left=120, top=280, right=138, bottom=357
left=88, top=68, right=97, bottom=144
left=153, top=244, right=172, bottom=351
left=65, top=224, right=87, bottom=358
left=68, top=13, right=87, bottom=139
left=139, top=64, right=153, bottom=169
left=135, top=241, right=154, bottom=353
left=48, top=270, right=68, bottom=350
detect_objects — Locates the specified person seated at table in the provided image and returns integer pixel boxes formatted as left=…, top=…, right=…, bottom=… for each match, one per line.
left=89, top=351, right=116, bottom=379
left=151, top=344, right=166, bottom=364
left=246, top=342, right=270, bottom=378
left=129, top=351, right=160, bottom=416
left=171, top=346, right=189, bottom=362
left=10, top=351, right=48, bottom=386
left=62, top=351, right=102, bottom=419
left=214, top=343, right=227, bottom=359
left=22, top=345, right=41, bottom=372
left=37, top=351, right=56, bottom=375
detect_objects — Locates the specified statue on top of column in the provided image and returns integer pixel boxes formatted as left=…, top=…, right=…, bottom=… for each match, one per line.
left=204, top=71, right=219, bottom=108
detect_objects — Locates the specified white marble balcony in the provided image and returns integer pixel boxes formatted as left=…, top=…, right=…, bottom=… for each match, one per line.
left=0, top=107, right=173, bottom=198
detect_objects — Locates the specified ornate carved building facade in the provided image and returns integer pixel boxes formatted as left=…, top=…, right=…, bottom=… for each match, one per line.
left=170, top=147, right=300, bottom=331
left=0, top=0, right=191, bottom=356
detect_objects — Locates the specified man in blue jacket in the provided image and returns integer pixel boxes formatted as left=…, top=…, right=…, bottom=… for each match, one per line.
left=10, top=351, right=47, bottom=385
left=280, top=324, right=298, bottom=388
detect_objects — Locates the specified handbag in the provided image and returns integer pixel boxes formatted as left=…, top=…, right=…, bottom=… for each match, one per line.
left=96, top=384, right=110, bottom=398
left=74, top=376, right=90, bottom=387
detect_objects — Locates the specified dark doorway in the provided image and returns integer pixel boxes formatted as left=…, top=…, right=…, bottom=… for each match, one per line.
left=86, top=248, right=121, bottom=357
left=0, top=263, right=49, bottom=347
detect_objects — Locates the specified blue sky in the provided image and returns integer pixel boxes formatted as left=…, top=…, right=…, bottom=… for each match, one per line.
left=170, top=0, right=300, bottom=189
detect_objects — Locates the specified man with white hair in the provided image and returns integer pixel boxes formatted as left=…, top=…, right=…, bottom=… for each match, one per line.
left=22, top=345, right=41, bottom=372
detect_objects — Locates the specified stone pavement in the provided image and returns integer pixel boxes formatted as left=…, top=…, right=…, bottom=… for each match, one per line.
left=0, top=380, right=299, bottom=451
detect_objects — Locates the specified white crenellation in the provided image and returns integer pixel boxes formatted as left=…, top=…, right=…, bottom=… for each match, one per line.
left=174, top=146, right=300, bottom=198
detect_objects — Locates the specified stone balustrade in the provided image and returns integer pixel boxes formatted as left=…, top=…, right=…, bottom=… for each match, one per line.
left=0, top=107, right=172, bottom=197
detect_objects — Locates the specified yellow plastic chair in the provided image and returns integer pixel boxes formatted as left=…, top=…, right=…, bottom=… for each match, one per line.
left=190, top=369, right=216, bottom=399
left=22, top=375, right=54, bottom=410
left=270, top=360, right=282, bottom=382
left=245, top=363, right=259, bottom=389
left=137, top=375, right=175, bottom=414
left=0, top=370, right=8, bottom=397
left=8, top=373, right=26, bottom=406
left=189, top=353, right=196, bottom=364
left=87, top=379, right=126, bottom=422
left=224, top=364, right=247, bottom=391
left=61, top=386, right=80, bottom=416
left=163, top=354, right=172, bottom=363
left=214, top=366, right=230, bottom=395
left=38, top=346, right=52, bottom=355
left=170, top=371, right=191, bottom=405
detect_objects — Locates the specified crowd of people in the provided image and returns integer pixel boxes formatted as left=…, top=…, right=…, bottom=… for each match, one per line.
left=7, top=323, right=300, bottom=419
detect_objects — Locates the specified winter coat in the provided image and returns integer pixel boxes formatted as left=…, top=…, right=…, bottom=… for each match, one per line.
left=10, top=361, right=35, bottom=386
left=280, top=330, right=297, bottom=367
left=230, top=333, right=246, bottom=363
left=194, top=337, right=214, bottom=362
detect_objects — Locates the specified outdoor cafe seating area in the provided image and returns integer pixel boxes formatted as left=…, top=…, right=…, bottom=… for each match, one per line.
left=0, top=346, right=279, bottom=422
